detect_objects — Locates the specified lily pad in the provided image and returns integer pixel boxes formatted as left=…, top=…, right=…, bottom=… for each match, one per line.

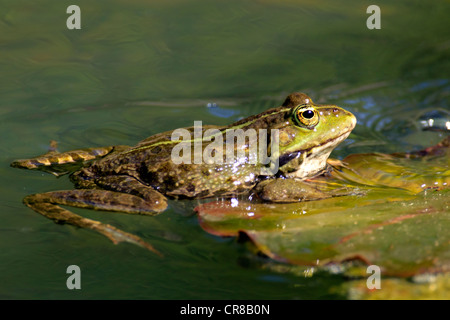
left=196, top=138, right=450, bottom=277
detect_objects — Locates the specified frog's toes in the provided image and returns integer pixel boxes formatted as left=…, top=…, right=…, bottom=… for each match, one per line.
left=97, top=224, right=163, bottom=256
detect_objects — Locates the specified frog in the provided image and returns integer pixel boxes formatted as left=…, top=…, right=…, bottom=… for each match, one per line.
left=11, top=93, right=356, bottom=254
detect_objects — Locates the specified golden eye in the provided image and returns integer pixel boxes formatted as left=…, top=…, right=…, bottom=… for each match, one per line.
left=293, top=105, right=319, bottom=128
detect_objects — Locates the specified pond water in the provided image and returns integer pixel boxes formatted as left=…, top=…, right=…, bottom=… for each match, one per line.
left=1, top=0, right=449, bottom=299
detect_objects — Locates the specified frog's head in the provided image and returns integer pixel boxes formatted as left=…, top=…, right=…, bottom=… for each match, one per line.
left=272, top=93, right=356, bottom=178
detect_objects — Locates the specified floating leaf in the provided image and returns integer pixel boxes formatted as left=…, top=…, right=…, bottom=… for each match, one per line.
left=196, top=137, right=450, bottom=277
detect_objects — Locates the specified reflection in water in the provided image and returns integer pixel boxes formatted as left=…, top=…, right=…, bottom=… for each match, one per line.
left=417, top=109, right=450, bottom=132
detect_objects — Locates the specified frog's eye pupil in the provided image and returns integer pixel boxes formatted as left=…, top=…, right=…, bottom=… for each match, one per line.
left=293, top=105, right=319, bottom=128
left=302, top=110, right=314, bottom=119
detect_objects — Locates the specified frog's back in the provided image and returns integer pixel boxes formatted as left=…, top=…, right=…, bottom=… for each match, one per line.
left=139, top=159, right=260, bottom=199
left=84, top=125, right=259, bottom=199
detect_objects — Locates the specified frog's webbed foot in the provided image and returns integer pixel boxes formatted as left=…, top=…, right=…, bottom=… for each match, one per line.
left=10, top=142, right=120, bottom=176
left=23, top=188, right=167, bottom=255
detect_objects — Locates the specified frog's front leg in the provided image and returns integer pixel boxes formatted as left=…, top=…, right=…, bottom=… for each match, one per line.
left=254, top=178, right=333, bottom=202
left=255, top=177, right=365, bottom=202
left=255, top=175, right=364, bottom=202
left=24, top=177, right=168, bottom=255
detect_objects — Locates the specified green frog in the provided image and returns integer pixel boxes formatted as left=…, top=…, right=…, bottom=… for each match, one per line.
left=11, top=93, right=356, bottom=254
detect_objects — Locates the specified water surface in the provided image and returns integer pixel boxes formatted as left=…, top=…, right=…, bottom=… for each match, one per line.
left=1, top=0, right=449, bottom=299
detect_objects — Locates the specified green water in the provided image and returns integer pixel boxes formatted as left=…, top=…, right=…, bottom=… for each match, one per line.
left=1, top=0, right=449, bottom=299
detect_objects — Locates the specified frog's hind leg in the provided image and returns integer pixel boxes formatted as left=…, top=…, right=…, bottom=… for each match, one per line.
left=24, top=189, right=165, bottom=256
left=11, top=140, right=119, bottom=176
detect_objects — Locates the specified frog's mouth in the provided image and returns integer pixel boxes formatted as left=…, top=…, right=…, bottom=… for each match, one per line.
left=280, top=129, right=353, bottom=179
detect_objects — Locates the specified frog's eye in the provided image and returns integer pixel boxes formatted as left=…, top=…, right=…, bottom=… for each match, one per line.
left=293, top=105, right=319, bottom=128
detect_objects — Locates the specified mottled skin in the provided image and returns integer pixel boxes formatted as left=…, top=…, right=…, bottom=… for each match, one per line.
left=11, top=93, right=356, bottom=253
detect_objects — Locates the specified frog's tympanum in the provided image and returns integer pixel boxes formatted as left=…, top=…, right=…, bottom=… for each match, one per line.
left=11, top=93, right=357, bottom=253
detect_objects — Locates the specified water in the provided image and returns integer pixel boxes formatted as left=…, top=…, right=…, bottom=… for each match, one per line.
left=1, top=0, right=449, bottom=299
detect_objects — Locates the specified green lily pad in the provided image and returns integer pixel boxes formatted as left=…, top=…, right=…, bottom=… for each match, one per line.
left=196, top=138, right=450, bottom=277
